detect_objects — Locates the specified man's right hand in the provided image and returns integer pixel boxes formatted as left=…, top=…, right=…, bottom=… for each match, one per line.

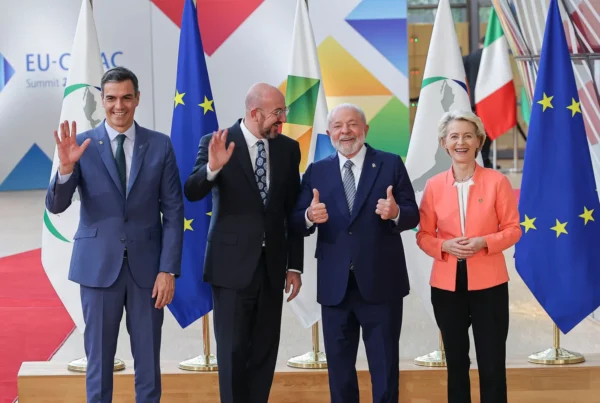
left=208, top=129, right=235, bottom=172
left=307, top=189, right=328, bottom=224
left=53, top=120, right=91, bottom=175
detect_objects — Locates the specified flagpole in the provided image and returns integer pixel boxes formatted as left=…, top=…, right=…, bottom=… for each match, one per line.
left=67, top=0, right=125, bottom=373
left=492, top=140, right=498, bottom=170
left=509, top=127, right=521, bottom=173
left=527, top=323, right=585, bottom=365
left=179, top=313, right=218, bottom=371
left=413, top=332, right=447, bottom=367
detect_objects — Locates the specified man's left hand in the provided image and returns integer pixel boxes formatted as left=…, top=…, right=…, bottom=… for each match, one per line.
left=285, top=271, right=302, bottom=302
left=376, top=185, right=399, bottom=220
left=152, top=272, right=175, bottom=309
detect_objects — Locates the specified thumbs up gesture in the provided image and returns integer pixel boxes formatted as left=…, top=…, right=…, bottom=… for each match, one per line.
left=307, top=189, right=328, bottom=224
left=376, top=186, right=399, bottom=220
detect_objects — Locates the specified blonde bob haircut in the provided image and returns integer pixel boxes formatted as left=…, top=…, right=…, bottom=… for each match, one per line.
left=437, top=110, right=487, bottom=157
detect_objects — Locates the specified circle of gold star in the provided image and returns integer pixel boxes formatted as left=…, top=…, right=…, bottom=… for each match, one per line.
left=520, top=215, right=537, bottom=233
left=538, top=92, right=554, bottom=112
left=550, top=219, right=568, bottom=238
left=579, top=207, right=594, bottom=225
left=566, top=98, right=582, bottom=117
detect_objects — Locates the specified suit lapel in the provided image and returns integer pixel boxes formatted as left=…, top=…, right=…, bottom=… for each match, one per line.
left=230, top=124, right=263, bottom=205
left=95, top=124, right=124, bottom=198
left=128, top=123, right=149, bottom=197
left=266, top=137, right=282, bottom=209
left=350, top=146, right=381, bottom=224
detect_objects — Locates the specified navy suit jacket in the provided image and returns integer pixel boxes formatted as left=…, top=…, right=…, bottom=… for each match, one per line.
left=292, top=144, right=419, bottom=306
left=45, top=121, right=184, bottom=289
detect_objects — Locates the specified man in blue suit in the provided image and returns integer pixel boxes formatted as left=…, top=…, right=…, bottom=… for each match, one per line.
left=45, top=67, right=184, bottom=403
left=292, top=103, right=419, bottom=403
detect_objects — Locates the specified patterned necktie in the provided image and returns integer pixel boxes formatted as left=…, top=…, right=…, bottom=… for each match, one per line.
left=254, top=140, right=268, bottom=206
left=115, top=134, right=127, bottom=193
left=343, top=159, right=356, bottom=214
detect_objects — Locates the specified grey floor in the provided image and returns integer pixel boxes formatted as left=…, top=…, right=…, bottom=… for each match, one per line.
left=2, top=167, right=600, bottom=370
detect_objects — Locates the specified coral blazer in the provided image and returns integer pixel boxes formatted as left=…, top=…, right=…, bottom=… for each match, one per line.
left=416, top=164, right=522, bottom=291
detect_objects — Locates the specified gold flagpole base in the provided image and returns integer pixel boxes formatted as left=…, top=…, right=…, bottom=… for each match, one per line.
left=178, top=354, right=218, bottom=372
left=287, top=351, right=328, bottom=369
left=67, top=357, right=126, bottom=372
left=528, top=348, right=585, bottom=365
left=413, top=349, right=447, bottom=367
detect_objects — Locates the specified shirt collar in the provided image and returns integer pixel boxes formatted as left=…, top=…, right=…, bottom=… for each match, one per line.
left=240, top=119, right=268, bottom=149
left=338, top=144, right=367, bottom=171
left=105, top=120, right=136, bottom=143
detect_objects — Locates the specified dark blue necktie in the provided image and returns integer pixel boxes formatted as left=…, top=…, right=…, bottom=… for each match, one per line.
left=115, top=134, right=126, bottom=193
left=254, top=140, right=268, bottom=206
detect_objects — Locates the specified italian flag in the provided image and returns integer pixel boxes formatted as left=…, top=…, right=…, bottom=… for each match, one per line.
left=475, top=7, right=516, bottom=140
left=41, top=0, right=105, bottom=333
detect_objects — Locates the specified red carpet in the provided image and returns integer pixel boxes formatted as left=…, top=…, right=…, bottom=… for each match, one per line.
left=0, top=249, right=74, bottom=403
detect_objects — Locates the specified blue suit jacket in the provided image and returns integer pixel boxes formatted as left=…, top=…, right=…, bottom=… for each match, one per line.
left=292, top=145, right=419, bottom=306
left=45, top=121, right=184, bottom=289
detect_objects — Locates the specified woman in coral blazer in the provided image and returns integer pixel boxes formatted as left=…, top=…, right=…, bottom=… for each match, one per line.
left=416, top=110, right=521, bottom=403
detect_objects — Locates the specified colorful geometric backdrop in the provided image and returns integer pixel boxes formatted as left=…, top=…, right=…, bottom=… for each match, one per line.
left=279, top=0, right=410, bottom=160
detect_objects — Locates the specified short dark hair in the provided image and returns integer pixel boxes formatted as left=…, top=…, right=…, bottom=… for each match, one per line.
left=101, top=66, right=139, bottom=94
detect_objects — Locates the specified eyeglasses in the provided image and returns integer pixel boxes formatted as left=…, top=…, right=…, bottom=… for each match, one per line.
left=257, top=107, right=290, bottom=118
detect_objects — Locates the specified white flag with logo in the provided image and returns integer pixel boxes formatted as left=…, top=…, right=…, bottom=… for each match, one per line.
left=41, top=0, right=105, bottom=333
left=402, top=0, right=480, bottom=323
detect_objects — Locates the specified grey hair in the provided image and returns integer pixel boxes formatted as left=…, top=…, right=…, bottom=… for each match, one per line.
left=327, top=103, right=367, bottom=126
left=437, top=110, right=487, bottom=156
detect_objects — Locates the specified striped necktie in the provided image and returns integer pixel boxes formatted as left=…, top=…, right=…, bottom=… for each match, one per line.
left=342, top=159, right=356, bottom=214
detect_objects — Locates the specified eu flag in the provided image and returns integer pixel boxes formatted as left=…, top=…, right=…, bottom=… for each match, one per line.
left=515, top=0, right=600, bottom=333
left=168, top=0, right=217, bottom=328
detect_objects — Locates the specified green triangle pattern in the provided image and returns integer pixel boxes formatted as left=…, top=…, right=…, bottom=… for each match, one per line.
left=287, top=81, right=320, bottom=126
left=285, top=75, right=320, bottom=106
left=366, top=96, right=410, bottom=159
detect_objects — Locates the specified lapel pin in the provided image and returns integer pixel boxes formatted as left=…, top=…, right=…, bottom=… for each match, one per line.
left=478, top=198, right=483, bottom=203
left=372, top=163, right=376, bottom=168
left=98, top=140, right=103, bottom=145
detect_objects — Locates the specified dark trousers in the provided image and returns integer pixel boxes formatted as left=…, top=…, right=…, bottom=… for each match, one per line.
left=212, top=251, right=283, bottom=403
left=81, top=259, right=163, bottom=403
left=322, top=272, right=403, bottom=403
left=431, top=261, right=509, bottom=403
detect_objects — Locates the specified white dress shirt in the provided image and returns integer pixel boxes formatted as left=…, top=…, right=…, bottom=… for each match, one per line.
left=206, top=119, right=269, bottom=185
left=57, top=120, right=135, bottom=185
left=305, top=145, right=400, bottom=226
left=454, top=179, right=474, bottom=236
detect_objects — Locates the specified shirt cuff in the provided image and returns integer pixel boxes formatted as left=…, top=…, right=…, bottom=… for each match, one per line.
left=392, top=206, right=400, bottom=224
left=288, top=269, right=302, bottom=273
left=57, top=171, right=72, bottom=184
left=305, top=208, right=315, bottom=228
left=206, top=164, right=221, bottom=181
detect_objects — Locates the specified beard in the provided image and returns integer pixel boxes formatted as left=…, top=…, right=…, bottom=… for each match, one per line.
left=260, top=121, right=282, bottom=140
left=332, top=136, right=364, bottom=157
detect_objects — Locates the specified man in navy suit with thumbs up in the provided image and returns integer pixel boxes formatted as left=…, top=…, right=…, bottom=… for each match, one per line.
left=292, top=103, right=419, bottom=403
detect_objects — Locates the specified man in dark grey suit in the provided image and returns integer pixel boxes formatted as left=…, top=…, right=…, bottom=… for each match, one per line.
left=185, top=83, right=303, bottom=403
